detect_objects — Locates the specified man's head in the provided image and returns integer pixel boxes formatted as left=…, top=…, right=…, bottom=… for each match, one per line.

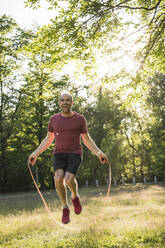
left=59, top=92, right=73, bottom=114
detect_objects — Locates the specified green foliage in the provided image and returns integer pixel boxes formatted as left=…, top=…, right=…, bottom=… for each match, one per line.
left=0, top=15, right=30, bottom=192
left=0, top=6, right=165, bottom=192
left=145, top=73, right=165, bottom=178
left=24, top=0, right=165, bottom=73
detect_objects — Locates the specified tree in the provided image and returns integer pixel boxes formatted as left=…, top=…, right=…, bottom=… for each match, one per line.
left=77, top=85, right=125, bottom=185
left=0, top=15, right=30, bottom=192
left=145, top=72, right=165, bottom=179
left=13, top=55, right=72, bottom=190
left=25, top=0, right=165, bottom=70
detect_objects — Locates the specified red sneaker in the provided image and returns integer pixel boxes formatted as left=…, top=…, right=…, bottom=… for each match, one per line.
left=72, top=197, right=82, bottom=215
left=62, top=208, right=70, bottom=224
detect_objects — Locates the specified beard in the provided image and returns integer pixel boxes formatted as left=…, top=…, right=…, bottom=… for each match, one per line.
left=61, top=106, right=71, bottom=113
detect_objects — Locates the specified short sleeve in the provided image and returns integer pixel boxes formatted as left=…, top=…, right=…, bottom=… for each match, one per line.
left=48, top=116, right=54, bottom=133
left=80, top=115, right=88, bottom=134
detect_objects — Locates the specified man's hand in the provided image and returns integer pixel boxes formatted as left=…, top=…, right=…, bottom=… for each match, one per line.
left=97, top=152, right=109, bottom=165
left=28, top=154, right=37, bottom=166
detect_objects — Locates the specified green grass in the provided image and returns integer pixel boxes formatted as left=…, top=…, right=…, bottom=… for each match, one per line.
left=0, top=183, right=165, bottom=247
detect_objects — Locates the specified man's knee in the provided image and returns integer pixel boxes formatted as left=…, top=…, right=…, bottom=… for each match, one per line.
left=65, top=174, right=75, bottom=186
left=54, top=171, right=64, bottom=186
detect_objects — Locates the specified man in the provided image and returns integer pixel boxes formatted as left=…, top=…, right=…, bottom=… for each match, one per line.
left=28, top=92, right=109, bottom=224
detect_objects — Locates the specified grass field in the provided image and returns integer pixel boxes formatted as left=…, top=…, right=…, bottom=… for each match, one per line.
left=0, top=183, right=165, bottom=248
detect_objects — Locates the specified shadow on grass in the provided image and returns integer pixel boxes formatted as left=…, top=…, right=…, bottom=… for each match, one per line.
left=0, top=190, right=61, bottom=216
left=0, top=183, right=165, bottom=216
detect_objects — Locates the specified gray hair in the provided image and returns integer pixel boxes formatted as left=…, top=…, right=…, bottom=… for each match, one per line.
left=59, top=91, right=73, bottom=101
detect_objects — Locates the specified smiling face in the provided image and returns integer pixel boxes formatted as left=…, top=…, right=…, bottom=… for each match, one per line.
left=59, top=93, right=73, bottom=115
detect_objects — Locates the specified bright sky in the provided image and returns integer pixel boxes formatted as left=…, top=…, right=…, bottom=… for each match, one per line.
left=0, top=0, right=56, bottom=29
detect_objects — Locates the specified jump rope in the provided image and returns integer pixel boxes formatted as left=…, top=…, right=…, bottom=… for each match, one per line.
left=28, top=159, right=111, bottom=230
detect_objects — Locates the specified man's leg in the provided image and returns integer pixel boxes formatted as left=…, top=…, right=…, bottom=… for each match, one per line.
left=54, top=169, right=69, bottom=208
left=65, top=172, right=82, bottom=215
left=54, top=169, right=70, bottom=224
left=65, top=172, right=79, bottom=199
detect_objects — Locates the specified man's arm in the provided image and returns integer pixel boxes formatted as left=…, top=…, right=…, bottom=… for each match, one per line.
left=81, top=132, right=109, bottom=164
left=28, top=131, right=55, bottom=166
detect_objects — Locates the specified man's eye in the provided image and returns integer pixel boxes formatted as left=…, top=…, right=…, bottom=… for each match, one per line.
left=60, top=99, right=71, bottom=102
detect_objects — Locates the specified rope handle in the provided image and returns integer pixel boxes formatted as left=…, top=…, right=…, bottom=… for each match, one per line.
left=100, top=156, right=112, bottom=197
left=106, top=162, right=112, bottom=197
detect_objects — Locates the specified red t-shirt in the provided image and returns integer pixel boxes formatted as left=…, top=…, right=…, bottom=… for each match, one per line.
left=48, top=112, right=88, bottom=155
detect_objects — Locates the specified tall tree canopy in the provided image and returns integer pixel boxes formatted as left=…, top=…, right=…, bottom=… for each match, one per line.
left=0, top=15, right=31, bottom=191
left=0, top=0, right=165, bottom=192
left=25, top=0, right=165, bottom=72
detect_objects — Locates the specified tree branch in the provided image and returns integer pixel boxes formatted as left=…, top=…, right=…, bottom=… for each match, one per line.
left=143, top=17, right=165, bottom=62
left=118, top=0, right=162, bottom=11
left=124, top=127, right=137, bottom=151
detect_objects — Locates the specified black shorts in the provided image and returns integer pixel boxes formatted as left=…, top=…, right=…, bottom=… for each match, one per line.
left=53, top=153, right=82, bottom=175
